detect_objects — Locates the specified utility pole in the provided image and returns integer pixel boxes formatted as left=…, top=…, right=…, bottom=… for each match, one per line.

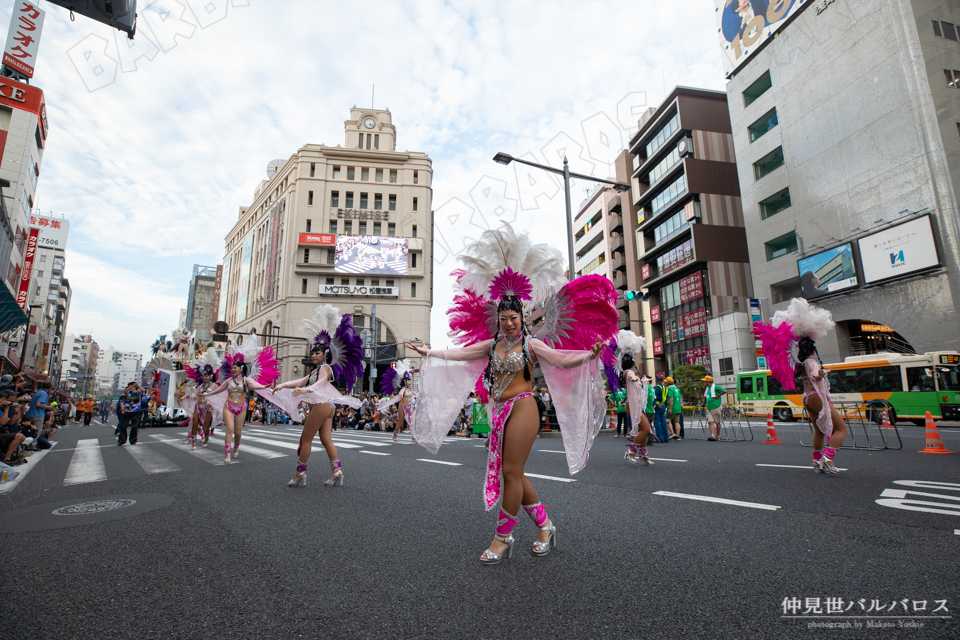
left=368, top=304, right=378, bottom=395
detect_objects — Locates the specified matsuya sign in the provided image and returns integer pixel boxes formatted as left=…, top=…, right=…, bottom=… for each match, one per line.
left=321, top=285, right=398, bottom=297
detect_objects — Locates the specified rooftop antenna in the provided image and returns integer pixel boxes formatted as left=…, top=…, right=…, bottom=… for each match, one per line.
left=372, top=84, right=375, bottom=109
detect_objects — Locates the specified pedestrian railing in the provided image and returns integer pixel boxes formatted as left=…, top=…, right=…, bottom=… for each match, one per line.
left=681, top=405, right=754, bottom=442
left=799, top=401, right=902, bottom=451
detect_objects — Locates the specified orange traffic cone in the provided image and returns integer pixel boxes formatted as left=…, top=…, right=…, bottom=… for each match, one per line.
left=880, top=408, right=893, bottom=430
left=918, top=411, right=955, bottom=454
left=609, top=410, right=616, bottom=430
left=762, top=411, right=785, bottom=444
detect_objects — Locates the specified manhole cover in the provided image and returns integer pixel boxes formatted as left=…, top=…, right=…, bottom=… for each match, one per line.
left=52, top=499, right=138, bottom=516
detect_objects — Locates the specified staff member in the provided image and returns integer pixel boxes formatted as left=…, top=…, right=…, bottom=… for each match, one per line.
left=702, top=375, right=726, bottom=441
left=117, top=383, right=144, bottom=446
left=665, top=377, right=683, bottom=440
left=79, top=396, right=95, bottom=426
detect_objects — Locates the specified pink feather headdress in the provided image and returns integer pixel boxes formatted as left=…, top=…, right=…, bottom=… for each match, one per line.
left=753, top=298, right=835, bottom=390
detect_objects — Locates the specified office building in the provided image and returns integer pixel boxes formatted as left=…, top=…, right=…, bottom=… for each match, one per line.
left=185, top=264, right=218, bottom=342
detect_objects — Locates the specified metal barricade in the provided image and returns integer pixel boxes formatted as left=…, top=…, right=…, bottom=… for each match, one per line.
left=719, top=405, right=755, bottom=442
left=798, top=401, right=900, bottom=451
left=683, top=406, right=710, bottom=440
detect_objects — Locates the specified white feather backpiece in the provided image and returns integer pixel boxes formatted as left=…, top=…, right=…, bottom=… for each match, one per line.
left=458, top=223, right=566, bottom=305
left=229, top=333, right=264, bottom=380
left=616, top=330, right=646, bottom=356
left=772, top=298, right=835, bottom=341
left=300, top=304, right=341, bottom=343
left=191, top=348, right=221, bottom=373
left=396, top=359, right=411, bottom=378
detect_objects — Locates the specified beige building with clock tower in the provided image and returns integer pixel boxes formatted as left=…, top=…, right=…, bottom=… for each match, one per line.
left=218, top=107, right=432, bottom=388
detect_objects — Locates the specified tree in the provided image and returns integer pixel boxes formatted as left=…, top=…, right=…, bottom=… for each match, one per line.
left=672, top=364, right=709, bottom=403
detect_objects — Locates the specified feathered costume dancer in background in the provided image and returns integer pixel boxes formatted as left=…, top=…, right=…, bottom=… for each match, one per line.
left=602, top=330, right=652, bottom=465
left=377, top=359, right=415, bottom=441
left=753, top=298, right=847, bottom=474
left=408, top=223, right=617, bottom=564
left=201, top=333, right=280, bottom=463
left=259, top=305, right=363, bottom=487
left=177, top=350, right=221, bottom=450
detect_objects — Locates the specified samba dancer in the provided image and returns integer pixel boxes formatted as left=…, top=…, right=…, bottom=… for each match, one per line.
left=377, top=359, right=415, bottom=441
left=177, top=350, right=221, bottom=450
left=603, top=330, right=652, bottom=465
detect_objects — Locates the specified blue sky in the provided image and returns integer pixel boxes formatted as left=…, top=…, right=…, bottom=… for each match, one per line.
left=5, top=0, right=728, bottom=360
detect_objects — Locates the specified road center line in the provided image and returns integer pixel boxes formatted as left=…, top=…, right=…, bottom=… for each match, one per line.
left=360, top=451, right=391, bottom=456
left=525, top=473, right=576, bottom=483
left=653, top=491, right=780, bottom=511
left=756, top=463, right=847, bottom=471
left=416, top=459, right=462, bottom=466
left=650, top=458, right=687, bottom=463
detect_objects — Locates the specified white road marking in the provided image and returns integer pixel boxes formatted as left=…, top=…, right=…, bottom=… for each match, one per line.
left=653, top=491, right=781, bottom=511
left=63, top=439, right=107, bottom=486
left=150, top=434, right=230, bottom=466
left=525, top=473, right=576, bottom=483
left=240, top=434, right=361, bottom=450
left=650, top=458, right=687, bottom=463
left=955, top=530, right=960, bottom=536
left=417, top=459, right=462, bottom=466
left=125, top=442, right=180, bottom=474
left=537, top=450, right=565, bottom=454
left=233, top=443, right=287, bottom=459
left=249, top=429, right=395, bottom=448
left=330, top=437, right=392, bottom=447
left=756, top=463, right=847, bottom=470
left=0, top=442, right=56, bottom=494
left=876, top=488, right=960, bottom=516
left=360, top=451, right=391, bottom=456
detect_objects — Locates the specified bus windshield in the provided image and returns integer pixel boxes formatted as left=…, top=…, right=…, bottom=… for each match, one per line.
left=936, top=365, right=960, bottom=391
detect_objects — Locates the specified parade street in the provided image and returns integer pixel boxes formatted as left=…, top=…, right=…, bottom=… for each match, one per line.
left=2, top=419, right=958, bottom=640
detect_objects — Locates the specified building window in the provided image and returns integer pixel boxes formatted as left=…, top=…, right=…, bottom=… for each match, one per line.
left=303, top=249, right=310, bottom=263
left=326, top=277, right=334, bottom=285
left=374, top=193, right=382, bottom=209
left=373, top=222, right=381, bottom=235
left=329, top=220, right=337, bottom=234
left=356, top=278, right=364, bottom=286
left=386, top=279, right=394, bottom=287
left=759, top=187, right=792, bottom=219
left=412, top=225, right=417, bottom=238
left=333, top=167, right=341, bottom=180
left=326, top=251, right=335, bottom=265
left=719, top=357, right=734, bottom=376
left=650, top=173, right=687, bottom=218
left=645, top=112, right=680, bottom=159
left=389, top=170, right=397, bottom=183
left=376, top=169, right=383, bottom=182
left=344, top=221, right=353, bottom=234
left=743, top=70, right=772, bottom=107
left=346, top=192, right=354, bottom=208
left=308, top=191, right=314, bottom=205
left=653, top=207, right=697, bottom=245
left=353, top=314, right=365, bottom=328
left=388, top=223, right=396, bottom=236
left=360, top=193, right=368, bottom=209
left=411, top=282, right=417, bottom=297
left=302, top=279, right=308, bottom=294
left=347, top=168, right=355, bottom=180
left=753, top=146, right=785, bottom=180
left=331, top=191, right=339, bottom=207
left=371, top=278, right=380, bottom=286
left=748, top=108, right=779, bottom=143
left=764, top=231, right=798, bottom=261
left=413, top=170, right=419, bottom=184
left=934, top=20, right=958, bottom=41
left=306, top=219, right=312, bottom=232
left=374, top=134, right=379, bottom=149
left=413, top=197, right=418, bottom=212
left=411, top=252, right=417, bottom=268
left=341, top=278, right=349, bottom=286
left=647, top=140, right=684, bottom=187
left=357, top=134, right=363, bottom=149
left=367, top=134, right=372, bottom=150
left=359, top=221, right=367, bottom=235
left=388, top=194, right=397, bottom=211
left=310, top=163, right=316, bottom=177
left=944, top=69, right=960, bottom=87
left=362, top=168, right=369, bottom=181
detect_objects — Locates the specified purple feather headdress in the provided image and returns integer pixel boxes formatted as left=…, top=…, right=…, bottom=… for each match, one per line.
left=187, top=350, right=221, bottom=385
left=221, top=334, right=281, bottom=385
left=301, top=305, right=365, bottom=391
left=380, top=359, right=412, bottom=396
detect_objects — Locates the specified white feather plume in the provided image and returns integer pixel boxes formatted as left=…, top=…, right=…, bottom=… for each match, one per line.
left=616, top=330, right=646, bottom=356
left=772, top=298, right=835, bottom=341
left=457, top=223, right=566, bottom=305
left=190, top=348, right=221, bottom=372
left=395, top=359, right=411, bottom=378
left=300, top=304, right=342, bottom=342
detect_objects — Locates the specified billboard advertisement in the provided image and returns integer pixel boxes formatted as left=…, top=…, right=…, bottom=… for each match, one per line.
left=29, top=214, right=68, bottom=249
left=797, top=243, right=858, bottom=300
left=3, top=1, right=44, bottom=79
left=236, top=234, right=253, bottom=322
left=335, top=235, right=408, bottom=276
left=218, top=255, right=231, bottom=322
left=299, top=233, right=336, bottom=246
left=679, top=271, right=704, bottom=303
left=857, top=216, right=940, bottom=285
left=15, top=227, right=37, bottom=309
left=715, top=0, right=802, bottom=76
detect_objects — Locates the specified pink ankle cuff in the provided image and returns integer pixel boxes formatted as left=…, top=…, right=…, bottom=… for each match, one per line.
left=495, top=508, right=519, bottom=536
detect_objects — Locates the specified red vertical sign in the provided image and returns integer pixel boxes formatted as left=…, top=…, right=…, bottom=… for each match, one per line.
left=16, top=227, right=38, bottom=309
left=651, top=306, right=660, bottom=323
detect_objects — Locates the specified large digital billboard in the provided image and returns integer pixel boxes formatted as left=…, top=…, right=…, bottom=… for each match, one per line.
left=335, top=236, right=408, bottom=276
left=715, top=0, right=803, bottom=76
left=236, top=233, right=253, bottom=321
left=797, top=243, right=858, bottom=300
left=857, top=216, right=940, bottom=285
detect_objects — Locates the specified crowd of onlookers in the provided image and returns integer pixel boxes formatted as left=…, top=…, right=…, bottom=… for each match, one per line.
left=0, top=374, right=65, bottom=479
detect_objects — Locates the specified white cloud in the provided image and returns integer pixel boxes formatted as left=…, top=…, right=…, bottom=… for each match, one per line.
left=1, top=0, right=728, bottom=355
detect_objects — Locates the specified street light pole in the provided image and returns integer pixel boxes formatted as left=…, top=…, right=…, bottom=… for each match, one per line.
left=492, top=152, right=630, bottom=280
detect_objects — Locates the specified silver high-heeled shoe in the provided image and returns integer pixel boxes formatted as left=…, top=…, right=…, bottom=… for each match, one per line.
left=822, top=458, right=842, bottom=475
left=288, top=472, right=307, bottom=487
left=480, top=534, right=514, bottom=564
left=533, top=523, right=556, bottom=556
left=813, top=459, right=825, bottom=473
left=323, top=471, right=344, bottom=486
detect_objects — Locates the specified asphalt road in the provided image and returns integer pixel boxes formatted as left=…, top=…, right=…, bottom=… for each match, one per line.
left=1, top=416, right=958, bottom=640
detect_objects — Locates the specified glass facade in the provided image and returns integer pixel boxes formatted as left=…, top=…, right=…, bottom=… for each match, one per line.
left=653, top=207, right=698, bottom=245
left=647, top=140, right=683, bottom=186
left=645, top=112, right=680, bottom=159
left=650, top=173, right=687, bottom=218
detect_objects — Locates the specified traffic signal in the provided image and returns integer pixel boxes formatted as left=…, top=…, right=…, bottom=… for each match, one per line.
left=46, top=1, right=137, bottom=38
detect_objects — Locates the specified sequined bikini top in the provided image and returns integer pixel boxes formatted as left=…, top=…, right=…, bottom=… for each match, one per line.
left=491, top=342, right=528, bottom=402
left=227, top=377, right=247, bottom=397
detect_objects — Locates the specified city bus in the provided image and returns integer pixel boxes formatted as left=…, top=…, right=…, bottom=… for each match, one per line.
left=736, top=352, right=960, bottom=424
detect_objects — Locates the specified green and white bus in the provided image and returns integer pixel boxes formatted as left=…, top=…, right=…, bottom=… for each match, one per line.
left=736, top=352, right=960, bottom=424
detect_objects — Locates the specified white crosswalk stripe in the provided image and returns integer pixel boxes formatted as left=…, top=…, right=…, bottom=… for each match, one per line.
left=233, top=443, right=287, bottom=459
left=150, top=434, right=230, bottom=466
left=63, top=439, right=107, bottom=485
left=125, top=441, right=181, bottom=474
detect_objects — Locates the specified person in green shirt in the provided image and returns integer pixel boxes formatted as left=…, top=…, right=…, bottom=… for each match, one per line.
left=614, top=387, right=628, bottom=437
left=665, top=377, right=683, bottom=440
left=701, top=375, right=726, bottom=441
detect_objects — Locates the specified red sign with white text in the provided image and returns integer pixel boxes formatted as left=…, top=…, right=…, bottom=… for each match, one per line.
left=685, top=346, right=711, bottom=370
left=642, top=264, right=650, bottom=280
left=653, top=338, right=663, bottom=355
left=651, top=306, right=660, bottom=323
left=3, top=2, right=44, bottom=79
left=299, top=233, right=336, bottom=246
left=16, top=227, right=38, bottom=309
left=0, top=76, right=46, bottom=141
left=679, top=271, right=704, bottom=303
left=682, top=308, right=707, bottom=338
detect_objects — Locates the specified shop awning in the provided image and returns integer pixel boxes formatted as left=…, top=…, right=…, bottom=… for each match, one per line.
left=0, top=286, right=27, bottom=333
